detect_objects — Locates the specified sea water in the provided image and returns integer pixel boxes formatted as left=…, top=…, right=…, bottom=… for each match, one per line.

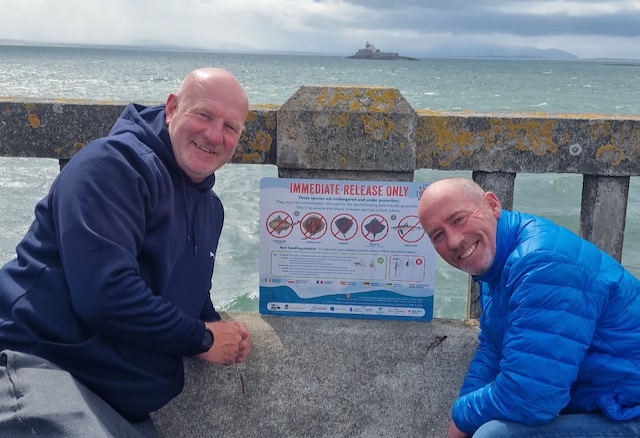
left=1, top=45, right=639, bottom=319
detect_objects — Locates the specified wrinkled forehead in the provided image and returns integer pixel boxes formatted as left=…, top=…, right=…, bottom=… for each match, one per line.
left=420, top=185, right=475, bottom=225
left=181, top=84, right=248, bottom=124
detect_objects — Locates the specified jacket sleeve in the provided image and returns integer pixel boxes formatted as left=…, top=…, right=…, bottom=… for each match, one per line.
left=200, top=296, right=221, bottom=322
left=458, top=305, right=501, bottom=396
left=53, top=140, right=204, bottom=356
left=452, top=250, right=607, bottom=434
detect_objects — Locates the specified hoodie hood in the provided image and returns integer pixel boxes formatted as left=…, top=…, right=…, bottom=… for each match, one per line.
left=110, top=104, right=218, bottom=255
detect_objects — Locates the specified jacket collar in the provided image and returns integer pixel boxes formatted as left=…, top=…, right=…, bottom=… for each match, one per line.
left=472, top=210, right=518, bottom=286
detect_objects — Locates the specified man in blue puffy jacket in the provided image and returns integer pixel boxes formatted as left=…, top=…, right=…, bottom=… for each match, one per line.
left=418, top=177, right=640, bottom=438
left=0, top=67, right=252, bottom=437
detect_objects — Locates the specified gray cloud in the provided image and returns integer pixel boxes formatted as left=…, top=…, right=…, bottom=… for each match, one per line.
left=0, top=0, right=639, bottom=59
left=329, top=1, right=640, bottom=38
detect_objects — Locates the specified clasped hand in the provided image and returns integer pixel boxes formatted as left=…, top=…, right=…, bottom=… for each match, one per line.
left=198, top=320, right=252, bottom=365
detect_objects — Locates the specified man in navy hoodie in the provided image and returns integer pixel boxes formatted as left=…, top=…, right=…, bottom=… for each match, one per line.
left=0, top=67, right=252, bottom=437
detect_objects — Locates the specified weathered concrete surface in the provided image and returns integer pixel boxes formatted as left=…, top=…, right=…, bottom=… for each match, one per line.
left=276, top=86, right=417, bottom=181
left=3, top=97, right=640, bottom=178
left=0, top=98, right=278, bottom=165
left=579, top=175, right=630, bottom=260
left=416, top=111, right=640, bottom=176
left=235, top=103, right=279, bottom=165
left=152, top=313, right=478, bottom=438
left=0, top=98, right=125, bottom=159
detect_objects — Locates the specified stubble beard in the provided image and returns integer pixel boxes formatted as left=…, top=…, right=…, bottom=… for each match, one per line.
left=458, top=250, right=494, bottom=276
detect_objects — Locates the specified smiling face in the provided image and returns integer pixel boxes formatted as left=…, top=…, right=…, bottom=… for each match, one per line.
left=418, top=178, right=502, bottom=275
left=165, top=68, right=249, bottom=183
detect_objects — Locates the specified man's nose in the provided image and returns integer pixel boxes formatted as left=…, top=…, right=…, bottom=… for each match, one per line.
left=204, top=120, right=224, bottom=143
left=447, top=231, right=464, bottom=250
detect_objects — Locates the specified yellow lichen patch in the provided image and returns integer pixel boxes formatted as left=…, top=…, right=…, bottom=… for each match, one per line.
left=416, top=150, right=434, bottom=168
left=557, top=113, right=606, bottom=120
left=325, top=89, right=360, bottom=109
left=239, top=152, right=262, bottom=163
left=245, top=111, right=258, bottom=123
left=24, top=103, right=36, bottom=111
left=589, top=120, right=612, bottom=143
left=490, top=118, right=557, bottom=156
left=71, top=143, right=85, bottom=154
left=437, top=158, right=453, bottom=169
left=553, top=113, right=640, bottom=121
left=53, top=142, right=84, bottom=157
left=249, top=131, right=273, bottom=152
left=476, top=128, right=497, bottom=150
left=315, top=87, right=398, bottom=113
left=332, top=113, right=350, bottom=128
left=339, top=157, right=347, bottom=167
left=348, top=100, right=362, bottom=111
left=315, top=87, right=334, bottom=108
left=251, top=104, right=280, bottom=111
left=426, top=118, right=474, bottom=154
left=415, top=120, right=429, bottom=144
left=416, top=109, right=446, bottom=116
left=1, top=108, right=11, bottom=115
left=524, top=112, right=553, bottom=118
left=365, top=88, right=398, bottom=113
left=595, top=144, right=624, bottom=166
left=362, top=115, right=395, bottom=141
left=28, top=112, right=41, bottom=128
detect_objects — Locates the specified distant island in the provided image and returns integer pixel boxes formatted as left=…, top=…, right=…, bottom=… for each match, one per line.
left=347, top=42, right=418, bottom=61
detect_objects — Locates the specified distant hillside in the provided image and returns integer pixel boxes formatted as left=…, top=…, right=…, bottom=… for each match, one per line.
left=408, top=44, right=578, bottom=60
left=482, top=47, right=578, bottom=61
left=1, top=39, right=578, bottom=61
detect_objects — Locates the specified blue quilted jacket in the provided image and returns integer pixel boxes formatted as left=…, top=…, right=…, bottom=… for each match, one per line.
left=452, top=210, right=640, bottom=434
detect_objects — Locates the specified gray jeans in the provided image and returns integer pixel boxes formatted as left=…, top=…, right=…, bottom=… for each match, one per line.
left=0, top=350, right=158, bottom=437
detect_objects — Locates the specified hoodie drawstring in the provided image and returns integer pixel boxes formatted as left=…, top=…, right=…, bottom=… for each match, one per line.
left=180, top=176, right=198, bottom=255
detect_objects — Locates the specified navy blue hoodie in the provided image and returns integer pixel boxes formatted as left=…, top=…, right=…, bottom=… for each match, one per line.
left=0, top=104, right=223, bottom=421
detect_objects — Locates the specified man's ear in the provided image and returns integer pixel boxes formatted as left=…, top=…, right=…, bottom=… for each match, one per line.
left=484, top=191, right=502, bottom=218
left=165, top=93, right=178, bottom=125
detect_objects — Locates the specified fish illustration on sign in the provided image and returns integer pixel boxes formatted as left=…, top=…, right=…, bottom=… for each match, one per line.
left=302, top=215, right=325, bottom=237
left=364, top=218, right=385, bottom=238
left=334, top=216, right=354, bottom=238
left=268, top=215, right=296, bottom=235
left=392, top=221, right=423, bottom=236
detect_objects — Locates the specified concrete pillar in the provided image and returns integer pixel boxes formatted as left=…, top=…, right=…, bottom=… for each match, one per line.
left=276, top=86, right=417, bottom=182
left=580, top=175, right=630, bottom=261
left=473, top=171, right=516, bottom=210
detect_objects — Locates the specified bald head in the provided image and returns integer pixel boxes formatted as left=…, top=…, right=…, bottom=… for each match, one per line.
left=176, top=67, right=249, bottom=119
left=419, top=178, right=486, bottom=217
left=165, top=67, right=249, bottom=182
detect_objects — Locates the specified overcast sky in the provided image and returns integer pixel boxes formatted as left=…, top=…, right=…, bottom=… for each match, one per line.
left=1, top=0, right=639, bottom=59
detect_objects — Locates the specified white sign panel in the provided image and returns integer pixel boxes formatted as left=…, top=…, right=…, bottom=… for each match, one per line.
left=259, top=177, right=435, bottom=321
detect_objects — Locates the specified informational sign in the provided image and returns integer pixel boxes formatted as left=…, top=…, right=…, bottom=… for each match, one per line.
left=259, top=177, right=435, bottom=322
